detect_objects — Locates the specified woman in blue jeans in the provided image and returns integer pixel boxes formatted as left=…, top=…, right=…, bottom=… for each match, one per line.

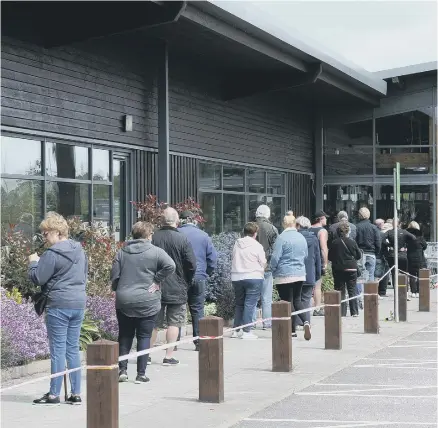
left=28, top=212, right=88, bottom=406
left=231, top=222, right=267, bottom=340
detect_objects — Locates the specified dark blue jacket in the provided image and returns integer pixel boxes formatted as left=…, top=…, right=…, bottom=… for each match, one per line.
left=179, top=224, right=217, bottom=280
left=299, top=229, right=322, bottom=286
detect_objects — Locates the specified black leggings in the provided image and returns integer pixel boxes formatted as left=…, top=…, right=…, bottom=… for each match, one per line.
left=408, top=267, right=420, bottom=293
left=333, top=270, right=359, bottom=317
left=387, top=256, right=408, bottom=288
left=276, top=281, right=304, bottom=333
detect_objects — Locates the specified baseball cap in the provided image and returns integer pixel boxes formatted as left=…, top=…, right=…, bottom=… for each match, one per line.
left=314, top=210, right=328, bottom=219
left=180, top=210, right=194, bottom=219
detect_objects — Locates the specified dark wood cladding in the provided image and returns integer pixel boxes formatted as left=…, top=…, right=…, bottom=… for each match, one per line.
left=287, top=172, right=313, bottom=218
left=170, top=154, right=198, bottom=204
left=1, top=36, right=158, bottom=147
left=134, top=150, right=157, bottom=202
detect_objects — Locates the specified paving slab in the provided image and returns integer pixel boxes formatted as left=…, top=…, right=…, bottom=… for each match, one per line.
left=1, top=290, right=437, bottom=428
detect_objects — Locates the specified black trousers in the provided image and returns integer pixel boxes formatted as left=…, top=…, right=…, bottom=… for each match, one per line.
left=387, top=256, right=408, bottom=289
left=117, top=310, right=158, bottom=376
left=332, top=270, right=359, bottom=317
left=276, top=281, right=304, bottom=333
left=408, top=267, right=420, bottom=293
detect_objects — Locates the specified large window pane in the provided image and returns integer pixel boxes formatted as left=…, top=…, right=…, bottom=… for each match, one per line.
left=1, top=178, right=43, bottom=239
left=267, top=172, right=285, bottom=195
left=199, top=163, right=221, bottom=190
left=200, top=192, right=222, bottom=235
left=93, top=184, right=111, bottom=225
left=248, top=195, right=265, bottom=221
left=1, top=136, right=42, bottom=176
left=325, top=120, right=373, bottom=175
left=247, top=170, right=265, bottom=193
left=223, top=194, right=244, bottom=233
left=223, top=167, right=244, bottom=192
left=93, top=149, right=110, bottom=181
left=46, top=182, right=89, bottom=222
left=46, top=142, right=89, bottom=179
left=265, top=196, right=284, bottom=231
left=324, top=185, right=374, bottom=225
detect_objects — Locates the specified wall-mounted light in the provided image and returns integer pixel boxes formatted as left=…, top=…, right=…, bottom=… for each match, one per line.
left=334, top=148, right=340, bottom=155
left=124, top=115, right=133, bottom=132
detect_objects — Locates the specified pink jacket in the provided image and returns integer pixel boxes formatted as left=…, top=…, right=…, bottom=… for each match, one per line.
left=231, top=237, right=267, bottom=281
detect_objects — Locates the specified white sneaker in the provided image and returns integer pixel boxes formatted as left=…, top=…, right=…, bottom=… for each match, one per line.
left=415, top=293, right=420, bottom=298
left=241, top=332, right=258, bottom=340
left=231, top=331, right=242, bottom=339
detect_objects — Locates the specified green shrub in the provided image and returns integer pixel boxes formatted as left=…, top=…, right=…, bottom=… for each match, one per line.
left=322, top=264, right=335, bottom=293
left=216, top=280, right=235, bottom=321
left=79, top=312, right=101, bottom=351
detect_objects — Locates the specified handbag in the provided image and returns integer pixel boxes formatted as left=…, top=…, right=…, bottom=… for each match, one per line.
left=31, top=250, right=74, bottom=316
left=340, top=238, right=364, bottom=277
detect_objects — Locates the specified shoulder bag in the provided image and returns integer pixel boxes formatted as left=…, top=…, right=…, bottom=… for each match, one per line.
left=340, top=238, right=364, bottom=277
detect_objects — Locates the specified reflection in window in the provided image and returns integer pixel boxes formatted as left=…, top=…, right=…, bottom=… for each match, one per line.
left=93, top=149, right=110, bottom=181
left=265, top=196, right=284, bottom=230
left=46, top=143, right=89, bottom=179
left=223, top=167, right=244, bottom=192
left=200, top=192, right=222, bottom=235
left=248, top=195, right=265, bottom=221
left=1, top=178, right=43, bottom=239
left=223, top=194, right=244, bottom=233
left=199, top=163, right=221, bottom=190
left=1, top=136, right=42, bottom=176
left=267, top=172, right=285, bottom=195
left=93, top=184, right=111, bottom=224
left=46, top=182, right=89, bottom=222
left=247, top=170, right=265, bottom=193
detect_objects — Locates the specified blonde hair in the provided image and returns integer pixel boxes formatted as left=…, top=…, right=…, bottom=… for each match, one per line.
left=283, top=214, right=296, bottom=228
left=358, top=207, right=370, bottom=220
left=40, top=212, right=69, bottom=238
left=132, top=221, right=154, bottom=239
left=408, top=221, right=420, bottom=231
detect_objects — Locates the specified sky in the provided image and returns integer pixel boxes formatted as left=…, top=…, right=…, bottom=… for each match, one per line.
left=215, top=0, right=437, bottom=72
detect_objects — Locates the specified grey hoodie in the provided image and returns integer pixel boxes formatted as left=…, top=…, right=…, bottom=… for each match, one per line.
left=111, top=239, right=175, bottom=318
left=28, top=239, right=88, bottom=309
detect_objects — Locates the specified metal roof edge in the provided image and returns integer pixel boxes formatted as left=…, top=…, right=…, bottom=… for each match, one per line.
left=190, top=1, right=387, bottom=96
left=374, top=61, right=438, bottom=79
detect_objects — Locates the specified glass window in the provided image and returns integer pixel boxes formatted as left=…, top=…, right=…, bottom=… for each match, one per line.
left=93, top=149, right=110, bottom=181
left=223, top=167, right=244, bottom=192
left=46, top=182, right=89, bottom=222
left=93, top=184, right=111, bottom=225
left=223, top=194, right=245, bottom=233
left=265, top=196, right=284, bottom=230
left=247, top=170, right=265, bottom=193
left=267, top=172, right=285, bottom=195
left=248, top=195, right=265, bottom=221
left=200, top=192, right=222, bottom=235
left=46, top=142, right=89, bottom=179
left=1, top=178, right=43, bottom=238
left=199, top=163, right=221, bottom=190
left=1, top=136, right=42, bottom=176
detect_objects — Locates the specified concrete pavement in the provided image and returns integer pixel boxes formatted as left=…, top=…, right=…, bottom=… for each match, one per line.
left=1, top=290, right=437, bottom=428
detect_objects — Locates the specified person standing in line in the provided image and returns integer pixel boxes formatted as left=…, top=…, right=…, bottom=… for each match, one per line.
left=252, top=204, right=278, bottom=330
left=406, top=221, right=427, bottom=298
left=111, top=222, right=175, bottom=383
left=355, top=207, right=381, bottom=307
left=296, top=216, right=321, bottom=341
left=271, top=214, right=308, bottom=338
left=374, top=219, right=390, bottom=298
left=151, top=207, right=197, bottom=366
left=309, top=211, right=328, bottom=316
left=230, top=222, right=266, bottom=340
left=328, top=211, right=357, bottom=247
left=29, top=212, right=87, bottom=406
left=178, top=210, right=217, bottom=351
left=328, top=222, right=361, bottom=317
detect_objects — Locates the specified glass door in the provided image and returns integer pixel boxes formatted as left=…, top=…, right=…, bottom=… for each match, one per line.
left=113, top=153, right=131, bottom=241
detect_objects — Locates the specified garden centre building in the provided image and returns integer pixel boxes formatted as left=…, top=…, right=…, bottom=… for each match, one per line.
left=1, top=1, right=437, bottom=241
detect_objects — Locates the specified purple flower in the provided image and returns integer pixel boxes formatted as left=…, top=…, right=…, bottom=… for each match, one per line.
left=86, top=296, right=118, bottom=340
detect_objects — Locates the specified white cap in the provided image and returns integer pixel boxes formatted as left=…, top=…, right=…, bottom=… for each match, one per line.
left=256, top=204, right=270, bottom=219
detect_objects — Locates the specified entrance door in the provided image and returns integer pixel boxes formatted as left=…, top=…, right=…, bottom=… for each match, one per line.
left=113, top=153, right=131, bottom=241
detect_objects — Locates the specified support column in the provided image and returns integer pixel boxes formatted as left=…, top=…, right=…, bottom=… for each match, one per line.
left=157, top=41, right=170, bottom=203
left=314, top=114, right=324, bottom=212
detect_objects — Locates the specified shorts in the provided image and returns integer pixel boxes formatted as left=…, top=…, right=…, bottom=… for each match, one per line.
left=156, top=303, right=186, bottom=328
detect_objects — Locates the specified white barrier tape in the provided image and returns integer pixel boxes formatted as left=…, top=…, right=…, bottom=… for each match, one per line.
left=379, top=266, right=395, bottom=281
left=399, top=269, right=419, bottom=280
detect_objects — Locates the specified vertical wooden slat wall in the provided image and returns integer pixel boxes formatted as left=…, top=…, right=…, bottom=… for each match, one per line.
left=170, top=154, right=199, bottom=204
left=134, top=150, right=157, bottom=202
left=287, top=172, right=313, bottom=218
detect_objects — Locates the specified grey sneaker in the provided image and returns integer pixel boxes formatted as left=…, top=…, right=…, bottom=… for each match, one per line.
left=135, top=375, right=150, bottom=384
left=162, top=358, right=180, bottom=366
left=118, top=370, right=128, bottom=382
left=304, top=322, right=311, bottom=341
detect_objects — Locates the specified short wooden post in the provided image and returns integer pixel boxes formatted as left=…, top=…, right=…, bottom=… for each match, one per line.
left=199, top=316, right=224, bottom=403
left=324, top=291, right=342, bottom=350
left=419, top=269, right=431, bottom=312
left=87, top=340, right=119, bottom=428
left=272, top=301, right=292, bottom=372
left=364, top=281, right=379, bottom=333
left=398, top=273, right=408, bottom=322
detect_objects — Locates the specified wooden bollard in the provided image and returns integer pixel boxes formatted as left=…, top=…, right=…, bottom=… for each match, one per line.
left=419, top=269, right=431, bottom=312
left=324, top=291, right=342, bottom=350
left=364, top=281, right=379, bottom=334
left=398, top=273, right=408, bottom=322
left=272, top=301, right=292, bottom=372
left=87, top=340, right=119, bottom=428
left=199, top=316, right=224, bottom=403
